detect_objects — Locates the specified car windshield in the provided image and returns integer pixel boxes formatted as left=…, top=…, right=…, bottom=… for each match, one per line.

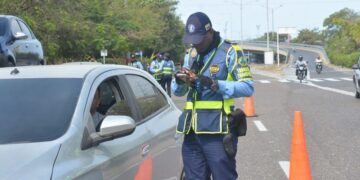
left=0, top=78, right=83, bottom=144
left=0, top=18, right=7, bottom=36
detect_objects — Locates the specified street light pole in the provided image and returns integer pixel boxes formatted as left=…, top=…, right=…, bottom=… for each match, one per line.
left=266, top=0, right=269, bottom=51
left=272, top=5, right=283, bottom=41
left=240, top=0, right=243, bottom=44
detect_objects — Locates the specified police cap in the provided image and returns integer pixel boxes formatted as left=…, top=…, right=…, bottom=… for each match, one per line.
left=183, top=12, right=212, bottom=44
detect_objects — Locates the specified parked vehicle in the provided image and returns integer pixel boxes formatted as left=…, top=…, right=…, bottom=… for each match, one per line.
left=352, top=57, right=360, bottom=98
left=297, top=64, right=307, bottom=83
left=0, top=15, right=44, bottom=67
left=0, top=64, right=183, bottom=179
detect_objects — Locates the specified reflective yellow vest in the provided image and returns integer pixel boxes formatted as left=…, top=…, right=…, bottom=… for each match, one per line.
left=177, top=41, right=252, bottom=134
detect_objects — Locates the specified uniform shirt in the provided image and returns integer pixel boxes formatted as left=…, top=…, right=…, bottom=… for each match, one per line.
left=149, top=59, right=161, bottom=74
left=172, top=40, right=254, bottom=99
left=128, top=60, right=144, bottom=70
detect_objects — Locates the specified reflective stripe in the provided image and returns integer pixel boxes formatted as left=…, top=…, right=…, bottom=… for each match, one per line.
left=194, top=101, right=223, bottom=109
left=238, top=66, right=253, bottom=81
left=163, top=67, right=173, bottom=74
left=184, top=102, right=193, bottom=110
left=223, top=99, right=233, bottom=115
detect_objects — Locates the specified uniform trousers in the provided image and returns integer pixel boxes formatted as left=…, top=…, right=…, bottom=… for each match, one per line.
left=182, top=131, right=238, bottom=180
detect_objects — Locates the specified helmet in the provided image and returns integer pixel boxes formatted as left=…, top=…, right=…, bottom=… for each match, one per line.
left=298, top=56, right=303, bottom=61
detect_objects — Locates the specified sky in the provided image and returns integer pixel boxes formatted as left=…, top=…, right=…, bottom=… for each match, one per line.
left=176, top=0, right=360, bottom=40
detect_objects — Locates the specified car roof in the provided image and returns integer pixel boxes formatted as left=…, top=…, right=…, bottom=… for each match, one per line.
left=0, top=64, right=138, bottom=79
left=0, top=15, right=18, bottom=19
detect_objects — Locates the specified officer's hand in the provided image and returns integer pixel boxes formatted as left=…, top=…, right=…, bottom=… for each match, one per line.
left=198, top=75, right=219, bottom=92
left=179, top=68, right=196, bottom=83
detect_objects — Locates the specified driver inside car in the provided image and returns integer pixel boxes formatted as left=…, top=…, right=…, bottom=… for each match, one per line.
left=91, top=88, right=104, bottom=131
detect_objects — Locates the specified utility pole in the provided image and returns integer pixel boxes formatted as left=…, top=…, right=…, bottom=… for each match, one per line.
left=266, top=0, right=270, bottom=51
left=240, top=0, right=243, bottom=44
left=272, top=8, right=274, bottom=41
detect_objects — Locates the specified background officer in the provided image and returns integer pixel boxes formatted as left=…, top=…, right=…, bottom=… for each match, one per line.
left=172, top=12, right=254, bottom=180
left=149, top=53, right=163, bottom=84
left=160, top=52, right=175, bottom=97
left=128, top=53, right=144, bottom=70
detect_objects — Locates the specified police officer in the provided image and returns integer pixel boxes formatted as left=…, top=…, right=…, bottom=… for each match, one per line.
left=172, top=12, right=254, bottom=180
left=128, top=53, right=144, bottom=70
left=160, top=52, right=175, bottom=97
left=149, top=53, right=163, bottom=84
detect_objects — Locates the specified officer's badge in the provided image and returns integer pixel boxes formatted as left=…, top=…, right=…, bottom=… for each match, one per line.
left=209, top=64, right=220, bottom=75
left=190, top=48, right=197, bottom=58
left=188, top=24, right=195, bottom=33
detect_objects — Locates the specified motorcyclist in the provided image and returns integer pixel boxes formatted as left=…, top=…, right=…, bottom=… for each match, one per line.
left=315, top=56, right=323, bottom=71
left=295, top=56, right=307, bottom=76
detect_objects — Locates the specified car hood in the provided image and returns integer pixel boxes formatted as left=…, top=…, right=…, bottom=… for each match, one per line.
left=0, top=142, right=61, bottom=180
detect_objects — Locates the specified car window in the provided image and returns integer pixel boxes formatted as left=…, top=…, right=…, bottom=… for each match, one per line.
left=0, top=18, right=7, bottom=36
left=10, top=19, right=22, bottom=34
left=0, top=78, right=83, bottom=144
left=91, top=77, right=134, bottom=131
left=18, top=20, right=33, bottom=39
left=125, top=75, right=168, bottom=120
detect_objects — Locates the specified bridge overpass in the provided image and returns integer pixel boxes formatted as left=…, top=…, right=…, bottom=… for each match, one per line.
left=238, top=41, right=329, bottom=65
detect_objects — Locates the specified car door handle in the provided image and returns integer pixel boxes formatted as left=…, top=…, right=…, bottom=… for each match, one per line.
left=141, top=144, right=150, bottom=157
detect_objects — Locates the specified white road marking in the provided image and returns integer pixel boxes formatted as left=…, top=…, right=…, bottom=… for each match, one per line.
left=253, top=120, right=268, bottom=131
left=306, top=82, right=354, bottom=96
left=308, top=78, right=323, bottom=82
left=340, top=77, right=353, bottom=81
left=279, top=161, right=290, bottom=178
left=259, top=80, right=271, bottom=83
left=278, top=79, right=290, bottom=83
left=324, top=78, right=340, bottom=82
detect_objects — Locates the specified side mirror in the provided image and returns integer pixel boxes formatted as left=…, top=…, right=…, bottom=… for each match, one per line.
left=352, top=64, right=359, bottom=70
left=98, top=115, right=136, bottom=138
left=13, top=32, right=27, bottom=40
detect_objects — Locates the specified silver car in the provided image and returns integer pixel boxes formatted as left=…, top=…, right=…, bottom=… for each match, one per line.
left=0, top=64, right=183, bottom=179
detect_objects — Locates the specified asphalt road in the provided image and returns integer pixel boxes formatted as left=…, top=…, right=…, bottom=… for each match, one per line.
left=171, top=67, right=360, bottom=179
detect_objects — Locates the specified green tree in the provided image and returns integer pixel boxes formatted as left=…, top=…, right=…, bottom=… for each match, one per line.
left=292, top=28, right=324, bottom=45
left=323, top=8, right=360, bottom=67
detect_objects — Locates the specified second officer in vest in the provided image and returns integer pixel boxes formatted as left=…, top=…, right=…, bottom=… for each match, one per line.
left=160, top=52, right=175, bottom=97
left=149, top=53, right=163, bottom=84
left=172, top=12, right=254, bottom=180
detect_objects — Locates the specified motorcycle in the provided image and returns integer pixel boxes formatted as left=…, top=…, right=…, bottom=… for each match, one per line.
left=297, top=64, right=307, bottom=83
left=316, top=62, right=322, bottom=74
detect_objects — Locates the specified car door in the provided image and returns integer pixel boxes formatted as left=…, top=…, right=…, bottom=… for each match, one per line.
left=17, top=19, right=42, bottom=65
left=8, top=18, right=28, bottom=65
left=65, top=72, right=152, bottom=180
left=123, top=74, right=183, bottom=179
left=93, top=76, right=154, bottom=180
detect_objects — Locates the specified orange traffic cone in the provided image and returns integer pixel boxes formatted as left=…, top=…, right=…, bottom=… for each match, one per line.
left=243, top=96, right=256, bottom=117
left=289, top=111, right=312, bottom=180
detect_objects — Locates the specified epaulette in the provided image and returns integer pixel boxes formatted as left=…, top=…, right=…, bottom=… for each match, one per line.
left=220, top=40, right=232, bottom=53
